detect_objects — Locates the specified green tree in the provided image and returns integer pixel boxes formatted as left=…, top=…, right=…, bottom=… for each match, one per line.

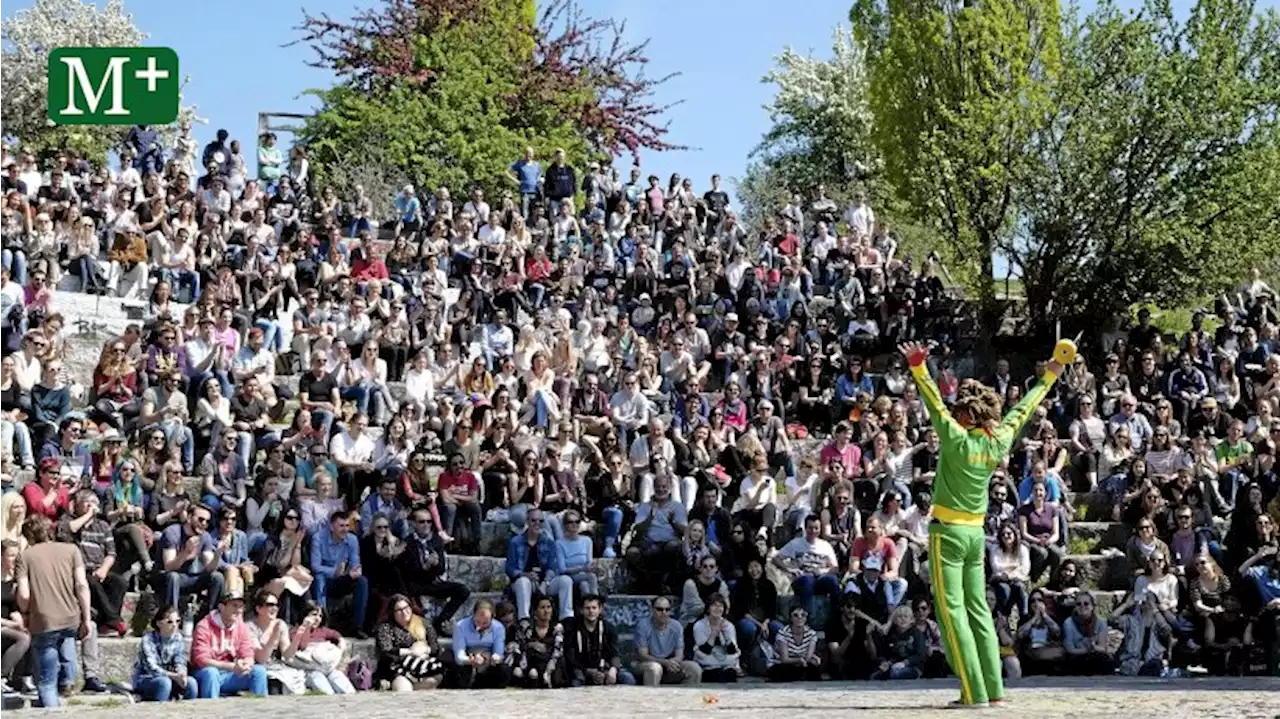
left=294, top=0, right=678, bottom=203
left=2, top=0, right=199, bottom=164
left=736, top=27, right=880, bottom=231
left=1013, top=0, right=1280, bottom=338
left=854, top=0, right=1062, bottom=344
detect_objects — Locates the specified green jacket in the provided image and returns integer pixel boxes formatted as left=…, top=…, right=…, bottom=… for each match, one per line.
left=909, top=363, right=1058, bottom=523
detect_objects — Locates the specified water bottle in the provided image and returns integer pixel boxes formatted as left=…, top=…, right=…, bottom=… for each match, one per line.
left=181, top=597, right=196, bottom=642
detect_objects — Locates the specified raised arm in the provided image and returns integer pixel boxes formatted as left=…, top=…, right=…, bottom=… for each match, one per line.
left=900, top=342, right=964, bottom=445
left=997, top=340, right=1072, bottom=440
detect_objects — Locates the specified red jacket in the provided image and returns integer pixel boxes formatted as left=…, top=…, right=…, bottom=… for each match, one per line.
left=191, top=612, right=255, bottom=669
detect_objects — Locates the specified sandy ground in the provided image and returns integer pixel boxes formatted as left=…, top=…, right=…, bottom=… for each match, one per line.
left=55, top=677, right=1280, bottom=718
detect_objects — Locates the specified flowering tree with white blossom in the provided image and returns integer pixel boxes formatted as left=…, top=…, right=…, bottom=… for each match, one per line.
left=736, top=26, right=882, bottom=231
left=2, top=0, right=200, bottom=163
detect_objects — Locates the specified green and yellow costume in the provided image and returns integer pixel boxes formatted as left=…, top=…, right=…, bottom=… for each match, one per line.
left=907, top=354, right=1060, bottom=705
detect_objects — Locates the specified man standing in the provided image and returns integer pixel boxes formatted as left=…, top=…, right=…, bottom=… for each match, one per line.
left=401, top=507, right=470, bottom=634
left=543, top=149, right=576, bottom=218
left=310, top=511, right=369, bottom=637
left=15, top=515, right=96, bottom=707
left=901, top=339, right=1068, bottom=708
left=633, top=596, right=701, bottom=686
left=509, top=147, right=540, bottom=218
left=56, top=491, right=127, bottom=638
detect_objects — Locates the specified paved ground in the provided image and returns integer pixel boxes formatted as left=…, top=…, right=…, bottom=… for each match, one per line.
left=51, top=677, right=1280, bottom=718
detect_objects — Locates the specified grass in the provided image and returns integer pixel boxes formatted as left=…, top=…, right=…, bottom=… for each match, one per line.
left=91, top=699, right=127, bottom=709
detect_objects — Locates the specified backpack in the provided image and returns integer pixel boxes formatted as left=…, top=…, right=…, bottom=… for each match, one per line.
left=345, top=657, right=373, bottom=691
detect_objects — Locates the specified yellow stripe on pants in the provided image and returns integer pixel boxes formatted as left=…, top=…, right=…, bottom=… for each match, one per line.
left=930, top=530, right=973, bottom=705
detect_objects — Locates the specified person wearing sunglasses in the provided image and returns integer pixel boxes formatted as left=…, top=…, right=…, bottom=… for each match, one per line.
left=132, top=603, right=198, bottom=701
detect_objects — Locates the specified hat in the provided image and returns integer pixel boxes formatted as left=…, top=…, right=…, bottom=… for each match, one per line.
left=863, top=555, right=884, bottom=571
left=639, top=292, right=651, bottom=302
left=220, top=590, right=245, bottom=604
left=198, top=315, right=214, bottom=325
left=100, top=428, right=125, bottom=443
left=725, top=312, right=739, bottom=322
left=1201, top=397, right=1218, bottom=409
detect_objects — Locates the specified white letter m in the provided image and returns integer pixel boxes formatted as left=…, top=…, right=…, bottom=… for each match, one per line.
left=59, top=56, right=130, bottom=116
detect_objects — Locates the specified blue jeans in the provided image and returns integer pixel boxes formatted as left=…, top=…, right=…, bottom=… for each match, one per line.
left=313, top=573, right=369, bottom=629
left=311, top=409, right=335, bottom=437
left=570, top=668, right=636, bottom=686
left=736, top=618, right=783, bottom=650
left=254, top=319, right=284, bottom=352
left=602, top=506, right=624, bottom=546
left=339, top=385, right=370, bottom=415
left=193, top=665, right=268, bottom=698
left=2, top=248, right=28, bottom=285
left=791, top=572, right=842, bottom=617
left=135, top=674, right=198, bottom=701
left=1, top=418, right=34, bottom=467
left=33, top=627, right=78, bottom=708
left=159, top=268, right=201, bottom=302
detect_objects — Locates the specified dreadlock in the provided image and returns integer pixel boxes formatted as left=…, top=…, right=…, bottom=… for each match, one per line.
left=954, top=379, right=1003, bottom=428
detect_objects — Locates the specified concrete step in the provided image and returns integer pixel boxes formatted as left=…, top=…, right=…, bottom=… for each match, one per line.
left=1066, top=552, right=1133, bottom=591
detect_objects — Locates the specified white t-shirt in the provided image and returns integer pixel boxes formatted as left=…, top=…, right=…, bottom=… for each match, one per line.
left=777, top=536, right=838, bottom=575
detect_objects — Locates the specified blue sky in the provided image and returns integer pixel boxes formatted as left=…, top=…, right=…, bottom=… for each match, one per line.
left=5, top=0, right=1255, bottom=207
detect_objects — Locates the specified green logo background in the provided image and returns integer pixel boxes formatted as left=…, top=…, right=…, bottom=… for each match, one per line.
left=47, top=47, right=179, bottom=126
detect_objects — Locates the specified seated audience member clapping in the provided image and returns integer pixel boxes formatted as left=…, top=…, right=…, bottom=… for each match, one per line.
left=190, top=590, right=268, bottom=698
left=691, top=594, right=741, bottom=683
left=453, top=599, right=510, bottom=689
left=158, top=503, right=224, bottom=617
left=310, top=510, right=370, bottom=637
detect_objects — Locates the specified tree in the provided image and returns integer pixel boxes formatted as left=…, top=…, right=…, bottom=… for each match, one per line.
left=293, top=0, right=679, bottom=199
left=1, top=0, right=199, bottom=163
left=854, top=0, right=1062, bottom=346
left=736, top=27, right=880, bottom=231
left=1013, top=0, right=1280, bottom=339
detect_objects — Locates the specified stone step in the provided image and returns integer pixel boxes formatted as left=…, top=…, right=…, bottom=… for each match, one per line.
left=1065, top=552, right=1133, bottom=591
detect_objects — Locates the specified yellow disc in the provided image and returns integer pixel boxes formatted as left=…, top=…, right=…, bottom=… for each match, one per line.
left=1053, top=338, right=1078, bottom=365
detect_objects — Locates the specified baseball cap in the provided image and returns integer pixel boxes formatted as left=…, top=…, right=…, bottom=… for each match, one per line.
left=863, top=555, right=884, bottom=571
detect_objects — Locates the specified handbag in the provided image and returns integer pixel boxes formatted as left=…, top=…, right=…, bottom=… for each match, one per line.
left=288, top=639, right=345, bottom=674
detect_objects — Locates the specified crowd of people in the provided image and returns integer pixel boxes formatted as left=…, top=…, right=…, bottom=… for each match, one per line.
left=0, top=124, right=1278, bottom=705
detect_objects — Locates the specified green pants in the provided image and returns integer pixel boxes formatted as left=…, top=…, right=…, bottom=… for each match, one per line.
left=929, top=521, right=1003, bottom=705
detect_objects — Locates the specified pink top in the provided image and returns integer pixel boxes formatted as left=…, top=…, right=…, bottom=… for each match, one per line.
left=191, top=612, right=255, bottom=668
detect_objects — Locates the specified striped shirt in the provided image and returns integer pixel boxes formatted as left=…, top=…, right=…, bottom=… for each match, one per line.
left=776, top=624, right=818, bottom=659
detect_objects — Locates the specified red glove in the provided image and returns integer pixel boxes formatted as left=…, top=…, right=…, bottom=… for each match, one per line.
left=905, top=347, right=928, bottom=367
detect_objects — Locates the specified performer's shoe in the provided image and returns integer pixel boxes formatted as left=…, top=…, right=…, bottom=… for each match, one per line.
left=947, top=700, right=991, bottom=710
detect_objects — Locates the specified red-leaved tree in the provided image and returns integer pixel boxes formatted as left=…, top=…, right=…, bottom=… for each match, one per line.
left=293, top=0, right=682, bottom=160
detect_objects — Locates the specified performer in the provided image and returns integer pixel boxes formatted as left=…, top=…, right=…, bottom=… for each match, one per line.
left=899, top=339, right=1073, bottom=708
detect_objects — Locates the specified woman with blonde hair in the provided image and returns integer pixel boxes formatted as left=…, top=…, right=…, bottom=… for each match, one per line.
left=65, top=216, right=106, bottom=293
left=0, top=492, right=27, bottom=552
